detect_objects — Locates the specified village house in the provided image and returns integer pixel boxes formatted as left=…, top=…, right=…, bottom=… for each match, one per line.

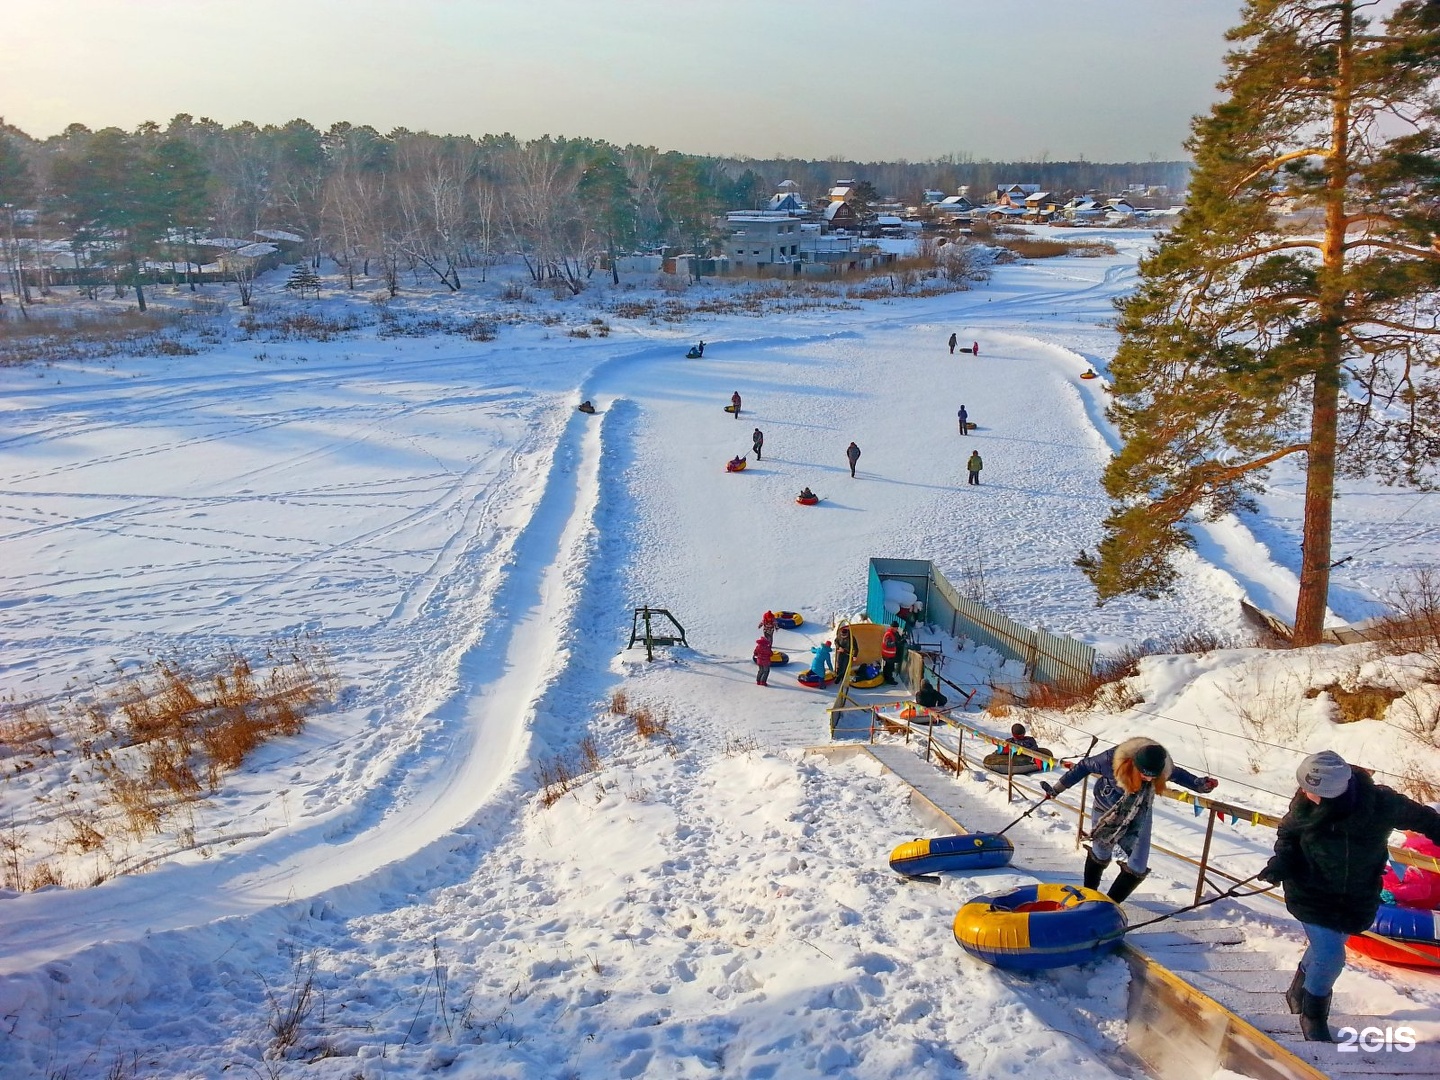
left=725, top=211, right=803, bottom=272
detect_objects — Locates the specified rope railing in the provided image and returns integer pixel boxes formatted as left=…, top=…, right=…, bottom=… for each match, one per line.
left=845, top=702, right=1440, bottom=900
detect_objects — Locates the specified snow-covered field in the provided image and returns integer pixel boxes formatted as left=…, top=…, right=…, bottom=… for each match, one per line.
left=1, top=232, right=1438, bottom=1078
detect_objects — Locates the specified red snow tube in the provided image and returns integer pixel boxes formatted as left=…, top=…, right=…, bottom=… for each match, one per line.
left=726, top=457, right=747, bottom=472
left=796, top=495, right=819, bottom=506
left=1347, top=905, right=1440, bottom=968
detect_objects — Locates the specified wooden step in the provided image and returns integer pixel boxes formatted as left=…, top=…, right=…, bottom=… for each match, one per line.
left=1278, top=1035, right=1440, bottom=1075
left=1128, top=926, right=1247, bottom=949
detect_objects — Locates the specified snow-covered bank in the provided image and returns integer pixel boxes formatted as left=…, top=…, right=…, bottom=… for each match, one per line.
left=2, top=233, right=1437, bottom=1078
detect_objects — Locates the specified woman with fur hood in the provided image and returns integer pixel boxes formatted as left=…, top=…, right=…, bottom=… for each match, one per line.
left=1042, top=737, right=1218, bottom=903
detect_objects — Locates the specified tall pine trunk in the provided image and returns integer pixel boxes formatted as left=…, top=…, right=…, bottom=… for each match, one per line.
left=1294, top=5, right=1354, bottom=646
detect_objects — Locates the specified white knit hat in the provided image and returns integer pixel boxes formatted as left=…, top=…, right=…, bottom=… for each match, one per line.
left=1297, top=750, right=1352, bottom=799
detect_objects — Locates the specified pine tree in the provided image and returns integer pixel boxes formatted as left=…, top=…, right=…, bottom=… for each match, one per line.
left=284, top=262, right=321, bottom=298
left=1081, top=1, right=1440, bottom=645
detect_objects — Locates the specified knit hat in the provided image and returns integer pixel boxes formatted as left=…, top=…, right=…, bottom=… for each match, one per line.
left=1011, top=723, right=1027, bottom=739
left=1297, top=751, right=1352, bottom=799
left=764, top=611, right=774, bottom=619
left=1132, top=743, right=1169, bottom=778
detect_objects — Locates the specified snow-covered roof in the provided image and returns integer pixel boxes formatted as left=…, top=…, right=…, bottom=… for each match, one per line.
left=229, top=242, right=278, bottom=259
left=1024, top=191, right=1051, bottom=203
left=194, top=237, right=250, bottom=250
left=254, top=229, right=303, bottom=243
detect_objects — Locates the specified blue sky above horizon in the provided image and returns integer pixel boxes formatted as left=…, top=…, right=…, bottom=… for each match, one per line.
left=7, top=0, right=1245, bottom=161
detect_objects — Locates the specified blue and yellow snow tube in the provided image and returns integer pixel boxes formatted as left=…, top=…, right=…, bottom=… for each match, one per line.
left=753, top=649, right=790, bottom=667
left=890, top=833, right=1013, bottom=877
left=773, top=611, right=803, bottom=629
left=954, top=883, right=1126, bottom=971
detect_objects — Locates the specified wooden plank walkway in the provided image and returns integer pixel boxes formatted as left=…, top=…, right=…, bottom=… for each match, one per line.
left=854, top=741, right=1440, bottom=1080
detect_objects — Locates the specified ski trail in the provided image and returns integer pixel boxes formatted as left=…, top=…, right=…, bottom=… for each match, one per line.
left=0, top=392, right=608, bottom=976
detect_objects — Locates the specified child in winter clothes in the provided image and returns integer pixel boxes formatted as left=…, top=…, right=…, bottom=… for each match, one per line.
left=1009, top=722, right=1040, bottom=751
left=759, top=611, right=777, bottom=645
left=1381, top=832, right=1440, bottom=910
left=1042, top=738, right=1217, bottom=902
left=753, top=638, right=773, bottom=686
left=808, top=641, right=833, bottom=678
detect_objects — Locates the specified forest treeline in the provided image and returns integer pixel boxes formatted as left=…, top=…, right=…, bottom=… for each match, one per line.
left=0, top=114, right=1188, bottom=306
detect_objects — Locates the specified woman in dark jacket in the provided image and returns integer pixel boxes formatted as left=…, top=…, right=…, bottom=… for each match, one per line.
left=1261, top=750, right=1440, bottom=1042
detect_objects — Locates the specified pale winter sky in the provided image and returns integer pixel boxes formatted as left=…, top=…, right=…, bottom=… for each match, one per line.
left=6, top=0, right=1245, bottom=161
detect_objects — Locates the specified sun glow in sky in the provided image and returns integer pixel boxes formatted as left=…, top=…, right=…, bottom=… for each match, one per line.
left=6, top=0, right=1243, bottom=160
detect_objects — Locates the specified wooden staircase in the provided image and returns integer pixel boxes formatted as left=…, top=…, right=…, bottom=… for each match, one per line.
left=833, top=741, right=1440, bottom=1080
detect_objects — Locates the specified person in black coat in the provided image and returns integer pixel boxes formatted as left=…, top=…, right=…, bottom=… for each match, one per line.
left=1261, top=750, right=1440, bottom=1042
left=752, top=428, right=764, bottom=460
left=915, top=680, right=948, bottom=710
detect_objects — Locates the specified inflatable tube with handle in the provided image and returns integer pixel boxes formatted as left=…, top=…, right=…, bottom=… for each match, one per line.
left=954, top=884, right=1126, bottom=971
left=890, top=834, right=1013, bottom=877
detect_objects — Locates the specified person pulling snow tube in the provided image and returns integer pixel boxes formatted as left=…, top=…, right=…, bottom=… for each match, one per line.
left=1346, top=905, right=1440, bottom=968
left=797, top=669, right=834, bottom=688
left=953, top=883, right=1126, bottom=971
left=772, top=611, right=803, bottom=629
left=849, top=662, right=885, bottom=689
left=726, top=456, right=747, bottom=472
left=752, top=649, right=790, bottom=667
left=890, top=834, right=1013, bottom=877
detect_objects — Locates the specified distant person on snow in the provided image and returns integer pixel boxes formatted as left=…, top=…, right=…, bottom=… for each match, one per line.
left=759, top=610, right=777, bottom=645
left=697, top=341, right=705, bottom=357
left=731, top=390, right=741, bottom=418
left=972, top=341, right=979, bottom=356
left=948, top=332, right=958, bottom=354
left=958, top=404, right=969, bottom=435
left=880, top=620, right=904, bottom=685
left=753, top=638, right=773, bottom=686
left=846, top=441, right=861, bottom=477
left=808, top=640, right=833, bottom=679
left=966, top=450, right=983, bottom=485
left=752, top=428, right=764, bottom=460
left=915, top=680, right=948, bottom=709
left=1042, top=738, right=1218, bottom=903
left=1261, top=751, right=1440, bottom=1042
left=833, top=623, right=851, bottom=681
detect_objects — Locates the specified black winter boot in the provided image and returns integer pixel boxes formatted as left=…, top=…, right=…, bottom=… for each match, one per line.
left=1299, top=989, right=1334, bottom=1042
left=1285, top=966, right=1306, bottom=1014
left=1107, top=865, right=1149, bottom=903
left=1083, top=851, right=1110, bottom=891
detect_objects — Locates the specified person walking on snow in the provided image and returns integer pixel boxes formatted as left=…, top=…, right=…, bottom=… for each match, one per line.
left=752, top=428, right=764, bottom=460
left=731, top=391, right=741, bottom=418
left=948, top=332, right=957, bottom=354
left=1260, top=751, right=1440, bottom=1042
left=758, top=610, right=777, bottom=646
left=966, top=450, right=983, bottom=485
left=958, top=405, right=969, bottom=435
left=846, top=441, right=861, bottom=477
left=1042, top=738, right=1218, bottom=903
left=753, top=638, right=773, bottom=686
left=808, top=640, right=833, bottom=679
left=972, top=341, right=979, bottom=356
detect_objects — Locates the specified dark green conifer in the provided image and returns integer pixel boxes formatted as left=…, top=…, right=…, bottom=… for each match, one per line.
left=1082, top=0, right=1440, bottom=644
left=284, top=262, right=321, bottom=298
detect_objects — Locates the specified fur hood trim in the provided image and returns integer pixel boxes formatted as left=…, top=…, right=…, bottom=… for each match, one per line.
left=1114, top=736, right=1172, bottom=794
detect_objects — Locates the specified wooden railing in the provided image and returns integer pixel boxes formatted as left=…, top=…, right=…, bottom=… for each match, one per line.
left=833, top=701, right=1440, bottom=905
